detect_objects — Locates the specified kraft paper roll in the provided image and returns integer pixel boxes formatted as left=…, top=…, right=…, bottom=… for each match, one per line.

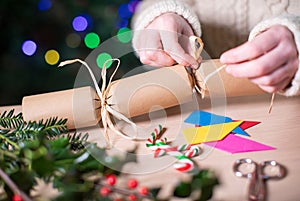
left=22, top=86, right=101, bottom=129
left=22, top=59, right=263, bottom=129
left=196, top=59, right=263, bottom=97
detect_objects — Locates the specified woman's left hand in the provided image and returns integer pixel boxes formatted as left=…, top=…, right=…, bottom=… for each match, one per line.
left=220, top=25, right=299, bottom=93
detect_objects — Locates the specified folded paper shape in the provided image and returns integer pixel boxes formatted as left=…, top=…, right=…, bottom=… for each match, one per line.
left=234, top=120, right=261, bottom=130
left=184, top=110, right=249, bottom=136
left=204, top=134, right=276, bottom=154
left=182, top=121, right=242, bottom=144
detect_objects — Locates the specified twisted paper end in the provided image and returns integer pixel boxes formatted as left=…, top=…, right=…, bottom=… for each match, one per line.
left=59, top=58, right=140, bottom=148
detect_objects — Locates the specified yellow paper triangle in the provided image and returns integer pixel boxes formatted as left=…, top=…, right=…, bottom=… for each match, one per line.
left=182, top=121, right=243, bottom=144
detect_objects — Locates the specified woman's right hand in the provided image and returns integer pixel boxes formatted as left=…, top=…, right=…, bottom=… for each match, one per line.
left=133, top=13, right=200, bottom=69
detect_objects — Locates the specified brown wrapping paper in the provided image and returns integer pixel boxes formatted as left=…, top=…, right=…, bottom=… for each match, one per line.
left=196, top=60, right=263, bottom=97
left=22, top=86, right=101, bottom=129
left=22, top=59, right=263, bottom=129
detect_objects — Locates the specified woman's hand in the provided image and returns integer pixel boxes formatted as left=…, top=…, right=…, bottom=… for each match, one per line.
left=220, top=25, right=298, bottom=93
left=134, top=13, right=200, bottom=69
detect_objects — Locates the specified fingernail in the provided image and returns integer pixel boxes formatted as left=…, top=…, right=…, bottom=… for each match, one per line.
left=220, top=54, right=226, bottom=63
left=225, top=66, right=231, bottom=74
left=192, top=63, right=200, bottom=69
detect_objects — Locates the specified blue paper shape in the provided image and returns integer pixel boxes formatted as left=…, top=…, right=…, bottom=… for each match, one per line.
left=184, top=110, right=249, bottom=136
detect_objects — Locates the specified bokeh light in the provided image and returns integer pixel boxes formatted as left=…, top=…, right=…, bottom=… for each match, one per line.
left=45, top=49, right=60, bottom=65
left=118, top=3, right=133, bottom=19
left=117, top=27, right=132, bottom=43
left=38, top=0, right=52, bottom=11
left=66, top=33, right=81, bottom=48
left=84, top=32, right=100, bottom=49
left=22, top=40, right=37, bottom=56
left=96, top=53, right=112, bottom=69
left=117, top=19, right=129, bottom=28
left=128, top=0, right=140, bottom=13
left=72, top=16, right=88, bottom=32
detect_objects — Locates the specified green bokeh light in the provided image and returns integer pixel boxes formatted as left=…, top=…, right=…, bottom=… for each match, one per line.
left=84, top=32, right=100, bottom=49
left=117, top=27, right=132, bottom=43
left=96, top=52, right=112, bottom=69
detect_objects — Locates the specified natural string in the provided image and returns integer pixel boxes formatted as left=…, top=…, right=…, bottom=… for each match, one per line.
left=201, top=63, right=276, bottom=113
left=187, top=36, right=205, bottom=97
left=59, top=59, right=138, bottom=148
left=268, top=93, right=275, bottom=113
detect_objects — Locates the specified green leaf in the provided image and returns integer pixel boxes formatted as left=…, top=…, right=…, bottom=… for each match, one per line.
left=173, top=182, right=192, bottom=198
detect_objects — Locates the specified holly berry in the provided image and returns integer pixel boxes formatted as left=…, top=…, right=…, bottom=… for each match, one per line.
left=12, top=194, right=22, bottom=201
left=127, top=179, right=138, bottom=189
left=106, top=174, right=117, bottom=186
left=99, top=186, right=111, bottom=196
left=138, top=186, right=149, bottom=196
left=127, top=194, right=137, bottom=201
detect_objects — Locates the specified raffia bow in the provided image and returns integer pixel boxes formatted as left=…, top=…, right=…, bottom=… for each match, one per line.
left=59, top=59, right=138, bottom=148
left=188, top=36, right=275, bottom=113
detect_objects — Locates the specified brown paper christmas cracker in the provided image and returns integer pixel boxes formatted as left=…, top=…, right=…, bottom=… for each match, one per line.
left=22, top=86, right=101, bottom=129
left=22, top=59, right=263, bottom=130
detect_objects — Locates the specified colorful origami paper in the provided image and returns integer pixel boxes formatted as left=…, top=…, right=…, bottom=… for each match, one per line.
left=182, top=121, right=242, bottom=144
left=183, top=110, right=273, bottom=154
left=184, top=110, right=249, bottom=136
left=204, top=134, right=275, bottom=154
left=234, top=120, right=261, bottom=130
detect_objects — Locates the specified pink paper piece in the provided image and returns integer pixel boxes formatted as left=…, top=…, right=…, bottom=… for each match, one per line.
left=204, top=134, right=276, bottom=154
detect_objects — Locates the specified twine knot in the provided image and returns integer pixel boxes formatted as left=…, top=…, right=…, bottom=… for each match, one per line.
left=59, top=59, right=138, bottom=148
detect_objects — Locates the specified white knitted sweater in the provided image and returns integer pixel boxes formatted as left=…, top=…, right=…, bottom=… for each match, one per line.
left=132, top=0, right=300, bottom=96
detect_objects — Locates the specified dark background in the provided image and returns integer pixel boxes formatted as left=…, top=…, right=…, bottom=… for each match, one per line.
left=0, top=0, right=141, bottom=106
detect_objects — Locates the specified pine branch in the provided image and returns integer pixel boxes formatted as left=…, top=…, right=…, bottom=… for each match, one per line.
left=0, top=110, right=23, bottom=129
left=40, top=117, right=68, bottom=137
left=0, top=167, right=32, bottom=201
left=13, top=117, right=68, bottom=140
left=67, top=132, right=89, bottom=151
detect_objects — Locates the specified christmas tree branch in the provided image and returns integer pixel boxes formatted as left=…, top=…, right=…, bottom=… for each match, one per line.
left=0, top=133, right=19, bottom=149
left=0, top=167, right=32, bottom=201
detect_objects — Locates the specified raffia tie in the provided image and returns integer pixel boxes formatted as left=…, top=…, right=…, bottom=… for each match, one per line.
left=59, top=59, right=138, bottom=148
left=199, top=64, right=275, bottom=113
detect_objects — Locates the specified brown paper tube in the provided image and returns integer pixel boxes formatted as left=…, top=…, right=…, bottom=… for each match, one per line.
left=22, top=59, right=264, bottom=129
left=108, top=65, right=193, bottom=117
left=196, top=59, right=264, bottom=97
left=22, top=86, right=101, bottom=129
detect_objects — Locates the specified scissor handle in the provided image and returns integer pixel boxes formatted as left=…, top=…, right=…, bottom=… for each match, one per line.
left=233, top=158, right=258, bottom=178
left=259, top=160, right=286, bottom=180
left=233, top=158, right=286, bottom=201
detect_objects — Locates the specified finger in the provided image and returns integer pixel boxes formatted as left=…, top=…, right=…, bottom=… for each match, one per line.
left=258, top=77, right=292, bottom=93
left=249, top=60, right=297, bottom=87
left=220, top=29, right=280, bottom=64
left=139, top=50, right=176, bottom=67
left=135, top=30, right=175, bottom=66
left=225, top=42, right=289, bottom=78
left=159, top=30, right=199, bottom=69
left=180, top=26, right=195, bottom=57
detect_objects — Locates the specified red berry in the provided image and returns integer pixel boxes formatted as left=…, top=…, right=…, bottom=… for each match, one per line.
left=106, top=174, right=117, bottom=186
left=127, top=194, right=137, bottom=201
left=12, top=195, right=22, bottom=201
left=127, top=179, right=138, bottom=189
left=99, top=186, right=111, bottom=196
left=113, top=199, right=123, bottom=201
left=138, top=186, right=149, bottom=195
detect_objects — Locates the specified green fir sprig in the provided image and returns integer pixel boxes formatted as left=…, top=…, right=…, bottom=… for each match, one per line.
left=0, top=109, right=218, bottom=201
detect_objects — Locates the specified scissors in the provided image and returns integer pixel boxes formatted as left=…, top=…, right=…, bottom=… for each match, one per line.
left=233, top=158, right=286, bottom=201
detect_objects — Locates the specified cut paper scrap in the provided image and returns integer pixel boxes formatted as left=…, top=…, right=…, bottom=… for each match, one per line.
left=182, top=121, right=242, bottom=144
left=184, top=110, right=249, bottom=136
left=234, top=120, right=261, bottom=130
left=204, top=134, right=276, bottom=154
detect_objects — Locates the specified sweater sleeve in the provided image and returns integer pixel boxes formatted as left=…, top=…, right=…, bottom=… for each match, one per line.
left=249, top=14, right=300, bottom=96
left=131, top=0, right=201, bottom=36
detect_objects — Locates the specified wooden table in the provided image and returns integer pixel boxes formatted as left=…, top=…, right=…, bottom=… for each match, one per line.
left=1, top=93, right=300, bottom=201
